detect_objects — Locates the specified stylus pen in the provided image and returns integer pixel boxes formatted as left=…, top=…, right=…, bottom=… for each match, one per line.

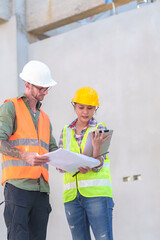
left=72, top=151, right=109, bottom=177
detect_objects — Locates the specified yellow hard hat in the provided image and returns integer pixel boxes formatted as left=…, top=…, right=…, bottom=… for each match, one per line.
left=72, top=87, right=99, bottom=107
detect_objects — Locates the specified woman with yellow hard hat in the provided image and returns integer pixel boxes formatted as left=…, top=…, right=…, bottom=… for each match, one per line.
left=58, top=87, right=114, bottom=240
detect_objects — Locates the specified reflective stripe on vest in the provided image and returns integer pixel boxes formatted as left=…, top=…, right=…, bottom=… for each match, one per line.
left=8, top=139, right=49, bottom=151
left=65, top=127, right=72, bottom=150
left=1, top=97, right=50, bottom=185
left=64, top=181, right=76, bottom=190
left=2, top=160, right=48, bottom=170
left=62, top=123, right=113, bottom=203
left=64, top=179, right=112, bottom=191
left=79, top=179, right=112, bottom=188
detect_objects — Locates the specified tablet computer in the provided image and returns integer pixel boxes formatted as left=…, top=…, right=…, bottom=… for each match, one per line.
left=83, top=129, right=113, bottom=157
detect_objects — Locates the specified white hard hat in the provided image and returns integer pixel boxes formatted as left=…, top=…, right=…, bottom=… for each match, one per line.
left=19, top=60, right=57, bottom=87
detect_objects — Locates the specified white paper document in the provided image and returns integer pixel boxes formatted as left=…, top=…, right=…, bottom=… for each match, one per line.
left=44, top=148, right=100, bottom=173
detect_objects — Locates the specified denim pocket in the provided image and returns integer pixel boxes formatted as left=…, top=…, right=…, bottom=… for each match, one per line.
left=106, top=197, right=114, bottom=209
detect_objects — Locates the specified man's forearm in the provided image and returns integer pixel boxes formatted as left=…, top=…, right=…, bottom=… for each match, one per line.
left=0, top=140, right=49, bottom=166
left=0, top=140, right=22, bottom=158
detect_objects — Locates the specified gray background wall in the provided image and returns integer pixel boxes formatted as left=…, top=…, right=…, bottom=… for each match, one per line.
left=0, top=2, right=160, bottom=240
left=0, top=16, right=18, bottom=102
left=0, top=16, right=18, bottom=239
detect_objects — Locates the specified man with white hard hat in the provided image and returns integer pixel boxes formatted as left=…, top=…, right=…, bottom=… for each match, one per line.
left=0, top=60, right=58, bottom=240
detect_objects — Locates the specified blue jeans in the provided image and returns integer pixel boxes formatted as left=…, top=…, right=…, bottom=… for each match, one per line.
left=64, top=191, right=114, bottom=240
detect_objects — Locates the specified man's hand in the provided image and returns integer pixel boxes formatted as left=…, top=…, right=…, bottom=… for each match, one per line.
left=22, top=152, right=49, bottom=166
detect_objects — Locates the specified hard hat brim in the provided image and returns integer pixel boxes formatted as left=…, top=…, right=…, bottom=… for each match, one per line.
left=19, top=73, right=57, bottom=87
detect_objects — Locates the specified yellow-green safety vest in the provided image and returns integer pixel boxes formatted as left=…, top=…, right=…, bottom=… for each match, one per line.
left=62, top=123, right=113, bottom=203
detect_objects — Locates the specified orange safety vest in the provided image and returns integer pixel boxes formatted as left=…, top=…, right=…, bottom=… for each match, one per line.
left=1, top=97, right=50, bottom=185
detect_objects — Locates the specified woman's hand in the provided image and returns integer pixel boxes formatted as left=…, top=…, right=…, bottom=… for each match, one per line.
left=91, top=129, right=110, bottom=150
left=57, top=168, right=66, bottom=173
left=78, top=166, right=92, bottom=174
left=91, top=129, right=110, bottom=166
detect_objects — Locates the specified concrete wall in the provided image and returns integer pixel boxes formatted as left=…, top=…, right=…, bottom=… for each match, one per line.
left=29, top=2, right=160, bottom=240
left=26, top=0, right=114, bottom=35
left=0, top=0, right=11, bottom=23
left=0, top=16, right=18, bottom=239
left=0, top=16, right=18, bottom=104
left=0, top=2, right=160, bottom=240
